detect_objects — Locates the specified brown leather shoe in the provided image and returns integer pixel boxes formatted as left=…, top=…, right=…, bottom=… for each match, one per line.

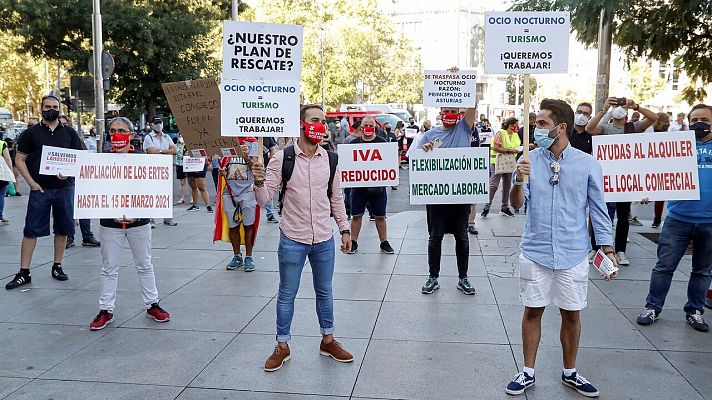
left=264, top=344, right=290, bottom=372
left=319, top=339, right=353, bottom=363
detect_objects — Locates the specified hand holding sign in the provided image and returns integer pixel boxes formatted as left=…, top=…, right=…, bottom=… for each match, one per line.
left=251, top=161, right=265, bottom=182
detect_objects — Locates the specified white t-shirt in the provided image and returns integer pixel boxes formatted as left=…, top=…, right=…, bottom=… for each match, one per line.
left=143, top=132, right=174, bottom=152
left=668, top=120, right=688, bottom=132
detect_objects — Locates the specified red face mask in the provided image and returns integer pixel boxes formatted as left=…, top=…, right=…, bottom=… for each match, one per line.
left=511, top=124, right=520, bottom=132
left=441, top=112, right=459, bottom=127
left=362, top=125, right=376, bottom=137
left=110, top=133, right=132, bottom=152
left=302, top=121, right=326, bottom=144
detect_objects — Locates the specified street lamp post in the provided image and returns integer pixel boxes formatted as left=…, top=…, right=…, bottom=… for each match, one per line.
left=320, top=27, right=325, bottom=110
left=92, top=0, right=105, bottom=153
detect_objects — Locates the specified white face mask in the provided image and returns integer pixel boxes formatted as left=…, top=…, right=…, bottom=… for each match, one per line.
left=612, top=106, right=627, bottom=120
left=152, top=123, right=163, bottom=132
left=574, top=113, right=590, bottom=126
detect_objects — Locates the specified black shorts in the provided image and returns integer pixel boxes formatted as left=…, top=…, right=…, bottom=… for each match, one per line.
left=187, top=164, right=208, bottom=178
left=176, top=164, right=186, bottom=180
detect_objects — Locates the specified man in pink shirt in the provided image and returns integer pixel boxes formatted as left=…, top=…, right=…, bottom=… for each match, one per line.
left=251, top=104, right=353, bottom=372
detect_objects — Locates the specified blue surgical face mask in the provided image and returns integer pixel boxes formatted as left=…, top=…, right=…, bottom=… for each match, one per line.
left=534, top=124, right=561, bottom=149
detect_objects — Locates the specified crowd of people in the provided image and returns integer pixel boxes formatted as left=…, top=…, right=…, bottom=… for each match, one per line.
left=1, top=88, right=711, bottom=398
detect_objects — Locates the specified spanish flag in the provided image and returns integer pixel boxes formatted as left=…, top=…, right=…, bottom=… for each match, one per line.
left=213, top=138, right=260, bottom=245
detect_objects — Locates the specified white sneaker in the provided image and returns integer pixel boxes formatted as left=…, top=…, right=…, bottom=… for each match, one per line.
left=616, top=252, right=630, bottom=266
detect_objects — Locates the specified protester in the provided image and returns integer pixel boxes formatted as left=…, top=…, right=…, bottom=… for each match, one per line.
left=482, top=117, right=520, bottom=218
left=143, top=116, right=178, bottom=227
left=348, top=116, right=394, bottom=254
left=4, top=128, right=22, bottom=196
left=668, top=112, right=689, bottom=132
left=394, top=120, right=406, bottom=164
left=637, top=104, right=712, bottom=333
left=586, top=97, right=658, bottom=266
left=517, top=112, right=537, bottom=151
left=186, top=158, right=213, bottom=213
left=262, top=136, right=278, bottom=223
left=0, top=135, right=11, bottom=225
left=175, top=136, right=189, bottom=205
left=405, top=117, right=419, bottom=152
left=644, top=113, right=672, bottom=228
left=251, top=104, right=353, bottom=372
left=417, top=77, right=478, bottom=296
left=505, top=99, right=617, bottom=397
left=84, top=128, right=98, bottom=152
left=89, top=116, right=170, bottom=330
left=220, top=138, right=259, bottom=272
left=569, top=102, right=594, bottom=154
left=210, top=154, right=221, bottom=189
left=343, top=120, right=362, bottom=144
left=5, top=94, right=84, bottom=290
left=340, top=115, right=351, bottom=139
left=466, top=114, right=482, bottom=235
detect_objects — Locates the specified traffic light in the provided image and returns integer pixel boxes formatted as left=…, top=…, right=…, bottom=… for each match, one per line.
left=60, top=87, right=75, bottom=111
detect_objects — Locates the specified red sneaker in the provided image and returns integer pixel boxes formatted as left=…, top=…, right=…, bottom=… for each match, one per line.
left=147, top=303, right=170, bottom=322
left=90, top=310, right=113, bottom=331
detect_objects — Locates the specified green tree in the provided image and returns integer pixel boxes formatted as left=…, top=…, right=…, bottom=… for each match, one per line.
left=505, top=75, right=537, bottom=105
left=628, top=61, right=665, bottom=104
left=0, top=31, right=48, bottom=120
left=511, top=0, right=712, bottom=104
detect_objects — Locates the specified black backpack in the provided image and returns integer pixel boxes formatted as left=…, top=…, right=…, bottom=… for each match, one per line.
left=278, top=144, right=338, bottom=216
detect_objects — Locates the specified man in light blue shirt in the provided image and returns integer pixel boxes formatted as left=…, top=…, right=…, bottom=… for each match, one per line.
left=505, top=99, right=617, bottom=398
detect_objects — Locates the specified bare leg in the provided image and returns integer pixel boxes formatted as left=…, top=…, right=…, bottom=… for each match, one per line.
left=53, top=235, right=67, bottom=263
left=522, top=306, right=546, bottom=369
left=20, top=236, right=37, bottom=270
left=244, top=225, right=254, bottom=256
left=350, top=216, right=363, bottom=241
left=560, top=309, right=581, bottom=369
left=228, top=226, right=242, bottom=255
left=188, top=177, right=198, bottom=204
left=375, top=217, right=387, bottom=241
left=178, top=178, right=187, bottom=201
left=197, top=178, right=210, bottom=205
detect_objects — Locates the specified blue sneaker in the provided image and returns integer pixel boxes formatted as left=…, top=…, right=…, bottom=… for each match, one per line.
left=562, top=372, right=599, bottom=397
left=505, top=371, right=535, bottom=395
left=226, top=254, right=243, bottom=271
left=244, top=256, right=256, bottom=272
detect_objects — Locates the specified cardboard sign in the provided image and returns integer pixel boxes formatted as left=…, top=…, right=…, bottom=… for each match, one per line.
left=0, top=158, right=15, bottom=182
left=423, top=70, right=477, bottom=107
left=484, top=11, right=570, bottom=74
left=40, top=146, right=81, bottom=176
left=409, top=147, right=490, bottom=205
left=221, top=79, right=300, bottom=137
left=222, top=21, right=304, bottom=81
left=405, top=128, right=418, bottom=139
left=592, top=131, right=700, bottom=202
left=162, top=79, right=240, bottom=157
left=73, top=153, right=173, bottom=219
left=183, top=157, right=206, bottom=172
left=191, top=149, right=207, bottom=157
left=221, top=148, right=238, bottom=157
left=337, top=142, right=400, bottom=188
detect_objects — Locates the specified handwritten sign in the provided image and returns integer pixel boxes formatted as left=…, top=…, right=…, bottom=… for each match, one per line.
left=40, top=146, right=81, bottom=176
left=182, top=157, right=206, bottom=173
left=73, top=153, right=173, bottom=219
left=409, top=147, right=490, bottom=205
left=337, top=143, right=399, bottom=188
left=423, top=70, right=477, bottom=107
left=592, top=132, right=700, bottom=202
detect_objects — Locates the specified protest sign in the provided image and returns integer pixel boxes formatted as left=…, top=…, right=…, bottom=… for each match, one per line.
left=0, top=158, right=15, bottom=182
left=484, top=11, right=570, bottom=74
left=222, top=21, right=304, bottom=81
left=221, top=79, right=300, bottom=137
left=40, top=146, right=81, bottom=176
left=162, top=79, right=239, bottom=157
left=183, top=157, right=206, bottom=173
left=592, top=131, right=700, bottom=202
left=409, top=147, right=490, bottom=205
left=338, top=142, right=399, bottom=188
left=405, top=128, right=418, bottom=139
left=423, top=70, right=477, bottom=107
left=191, top=149, right=207, bottom=157
left=221, top=148, right=238, bottom=157
left=73, top=152, right=173, bottom=219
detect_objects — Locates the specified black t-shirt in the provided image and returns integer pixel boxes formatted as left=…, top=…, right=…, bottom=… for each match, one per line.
left=17, top=122, right=83, bottom=188
left=517, top=125, right=536, bottom=145
left=352, top=136, right=387, bottom=144
left=569, top=127, right=594, bottom=155
left=262, top=136, right=277, bottom=165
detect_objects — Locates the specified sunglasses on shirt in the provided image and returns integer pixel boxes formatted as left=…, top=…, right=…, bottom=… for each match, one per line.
left=550, top=161, right=560, bottom=185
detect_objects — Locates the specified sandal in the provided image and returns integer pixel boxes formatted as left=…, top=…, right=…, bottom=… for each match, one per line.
left=176, top=199, right=185, bottom=205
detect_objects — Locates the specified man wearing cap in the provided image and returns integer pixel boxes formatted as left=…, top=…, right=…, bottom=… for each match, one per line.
left=6, top=94, right=84, bottom=290
left=143, top=116, right=178, bottom=227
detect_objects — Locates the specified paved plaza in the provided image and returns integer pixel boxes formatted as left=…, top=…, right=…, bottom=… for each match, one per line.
left=0, top=181, right=709, bottom=400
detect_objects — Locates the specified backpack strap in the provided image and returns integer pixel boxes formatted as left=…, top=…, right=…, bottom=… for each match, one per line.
left=326, top=150, right=338, bottom=200
left=278, top=145, right=296, bottom=216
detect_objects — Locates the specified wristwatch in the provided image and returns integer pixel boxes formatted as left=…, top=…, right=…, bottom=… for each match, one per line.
left=340, top=229, right=350, bottom=236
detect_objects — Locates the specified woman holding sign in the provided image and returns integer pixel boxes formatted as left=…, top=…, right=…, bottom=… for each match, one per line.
left=481, top=117, right=520, bottom=218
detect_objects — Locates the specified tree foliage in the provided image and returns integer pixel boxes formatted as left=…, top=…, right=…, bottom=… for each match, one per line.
left=511, top=0, right=712, bottom=104
left=505, top=75, right=537, bottom=106
left=0, top=31, right=48, bottom=120
left=628, top=62, right=665, bottom=104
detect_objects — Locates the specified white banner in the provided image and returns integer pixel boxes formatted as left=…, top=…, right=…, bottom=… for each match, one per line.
left=74, top=153, right=173, bottom=219
left=423, top=70, right=477, bottom=108
left=592, top=131, right=700, bottom=202
left=0, top=158, right=15, bottom=182
left=40, top=146, right=81, bottom=176
left=222, top=21, right=303, bottom=81
left=484, top=11, right=570, bottom=74
left=405, top=128, right=418, bottom=139
left=182, top=157, right=206, bottom=172
left=409, top=147, right=490, bottom=205
left=221, top=79, right=300, bottom=137
left=338, top=142, right=400, bottom=188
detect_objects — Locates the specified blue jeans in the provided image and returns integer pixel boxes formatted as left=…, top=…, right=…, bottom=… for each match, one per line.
left=645, top=217, right=712, bottom=314
left=0, top=185, right=6, bottom=219
left=264, top=199, right=274, bottom=219
left=276, top=232, right=335, bottom=342
left=69, top=219, right=95, bottom=241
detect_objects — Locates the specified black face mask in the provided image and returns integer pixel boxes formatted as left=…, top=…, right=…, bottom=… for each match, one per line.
left=385, top=127, right=392, bottom=132
left=42, top=109, right=60, bottom=122
left=690, top=121, right=711, bottom=139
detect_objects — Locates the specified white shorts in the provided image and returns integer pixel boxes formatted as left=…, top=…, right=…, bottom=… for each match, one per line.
left=518, top=254, right=589, bottom=311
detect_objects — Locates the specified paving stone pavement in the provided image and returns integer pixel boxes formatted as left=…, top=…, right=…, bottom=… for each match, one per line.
left=0, top=183, right=709, bottom=400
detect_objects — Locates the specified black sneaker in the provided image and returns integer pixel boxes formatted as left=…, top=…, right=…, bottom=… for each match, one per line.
left=481, top=208, right=489, bottom=218
left=82, top=237, right=101, bottom=247
left=467, top=226, right=479, bottom=235
left=349, top=240, right=358, bottom=254
left=505, top=371, right=535, bottom=395
left=686, top=311, right=709, bottom=332
left=267, top=215, right=279, bottom=223
left=380, top=241, right=395, bottom=254
left=706, top=298, right=712, bottom=310
left=5, top=270, right=31, bottom=290
left=65, top=237, right=75, bottom=249
left=501, top=208, right=515, bottom=218
left=206, top=206, right=214, bottom=213
left=52, top=264, right=68, bottom=281
left=369, top=215, right=375, bottom=221
left=561, top=372, right=599, bottom=397
left=457, top=277, right=476, bottom=295
left=421, top=277, right=439, bottom=294
left=652, top=219, right=661, bottom=228
left=636, top=308, right=659, bottom=326
left=187, top=204, right=199, bottom=211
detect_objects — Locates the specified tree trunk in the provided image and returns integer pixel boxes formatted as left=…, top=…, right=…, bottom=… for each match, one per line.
left=146, top=97, right=157, bottom=122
